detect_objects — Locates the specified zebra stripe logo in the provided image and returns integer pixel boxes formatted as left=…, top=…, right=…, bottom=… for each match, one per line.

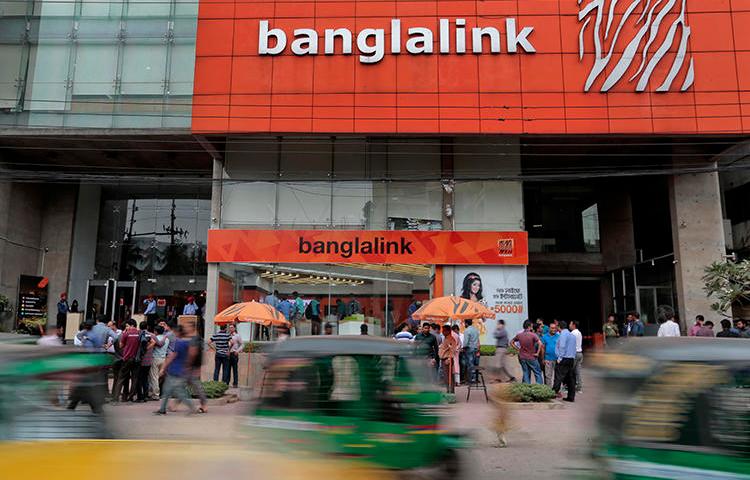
left=578, top=0, right=694, bottom=92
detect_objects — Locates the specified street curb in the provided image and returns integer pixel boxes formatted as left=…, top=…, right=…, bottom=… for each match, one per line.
left=501, top=400, right=566, bottom=410
left=205, top=393, right=239, bottom=406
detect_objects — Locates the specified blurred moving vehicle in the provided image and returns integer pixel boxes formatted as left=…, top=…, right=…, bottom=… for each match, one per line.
left=0, top=338, right=391, bottom=480
left=246, top=336, right=470, bottom=478
left=0, top=341, right=112, bottom=439
left=594, top=338, right=750, bottom=480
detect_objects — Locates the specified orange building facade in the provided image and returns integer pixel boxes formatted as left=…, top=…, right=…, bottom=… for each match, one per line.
left=193, top=0, right=750, bottom=135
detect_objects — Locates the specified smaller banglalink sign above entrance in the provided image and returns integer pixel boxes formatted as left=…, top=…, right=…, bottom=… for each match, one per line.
left=207, top=230, right=529, bottom=266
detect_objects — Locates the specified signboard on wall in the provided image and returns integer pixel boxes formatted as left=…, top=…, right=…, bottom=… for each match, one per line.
left=454, top=266, right=528, bottom=343
left=207, top=229, right=528, bottom=265
left=193, top=0, right=750, bottom=135
left=17, top=275, right=48, bottom=328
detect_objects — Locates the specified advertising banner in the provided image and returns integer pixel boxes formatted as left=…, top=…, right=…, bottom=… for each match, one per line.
left=454, top=266, right=528, bottom=344
left=208, top=229, right=528, bottom=265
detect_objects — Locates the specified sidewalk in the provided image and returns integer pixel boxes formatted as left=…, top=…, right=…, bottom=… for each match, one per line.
left=106, top=379, right=600, bottom=479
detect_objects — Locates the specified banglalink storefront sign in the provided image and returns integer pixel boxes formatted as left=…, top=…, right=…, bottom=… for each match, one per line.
left=193, top=0, right=749, bottom=135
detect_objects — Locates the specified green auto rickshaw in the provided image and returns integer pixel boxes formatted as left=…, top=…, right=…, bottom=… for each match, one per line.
left=0, top=339, right=112, bottom=440
left=593, top=337, right=750, bottom=480
left=245, top=336, right=470, bottom=478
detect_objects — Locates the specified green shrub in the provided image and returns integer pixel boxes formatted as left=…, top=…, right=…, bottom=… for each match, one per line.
left=506, top=383, right=556, bottom=403
left=441, top=392, right=457, bottom=404
left=479, top=345, right=496, bottom=356
left=506, top=345, right=519, bottom=356
left=189, top=380, right=228, bottom=399
left=243, top=342, right=270, bottom=353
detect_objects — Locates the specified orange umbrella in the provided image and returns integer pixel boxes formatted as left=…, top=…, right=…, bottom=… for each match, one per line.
left=412, top=295, right=495, bottom=323
left=214, top=301, right=290, bottom=327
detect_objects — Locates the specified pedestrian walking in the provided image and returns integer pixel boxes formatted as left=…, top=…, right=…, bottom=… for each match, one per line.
left=493, top=320, right=516, bottom=382
left=553, top=320, right=577, bottom=402
left=463, top=319, right=480, bottom=384
left=511, top=320, right=543, bottom=385
left=657, top=312, right=681, bottom=337
left=56, top=292, right=70, bottom=336
left=184, top=320, right=208, bottom=413
left=112, top=319, right=140, bottom=403
left=154, top=325, right=196, bottom=415
left=209, top=324, right=232, bottom=384
left=150, top=324, right=170, bottom=399
left=228, top=324, right=243, bottom=388
left=540, top=323, right=560, bottom=388
left=570, top=320, right=583, bottom=393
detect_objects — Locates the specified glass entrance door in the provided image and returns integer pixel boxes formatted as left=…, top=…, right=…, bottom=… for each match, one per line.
left=637, top=286, right=674, bottom=325
left=111, top=281, right=137, bottom=325
left=85, top=280, right=112, bottom=321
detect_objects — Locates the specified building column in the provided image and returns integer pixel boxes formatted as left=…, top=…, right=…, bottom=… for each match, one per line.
left=204, top=157, right=223, bottom=341
left=669, top=165, right=726, bottom=330
left=67, top=185, right=101, bottom=310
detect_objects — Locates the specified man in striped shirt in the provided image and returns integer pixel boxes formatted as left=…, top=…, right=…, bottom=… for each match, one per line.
left=209, top=324, right=232, bottom=384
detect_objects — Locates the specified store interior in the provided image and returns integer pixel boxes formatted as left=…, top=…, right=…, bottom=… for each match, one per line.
left=217, top=263, right=433, bottom=338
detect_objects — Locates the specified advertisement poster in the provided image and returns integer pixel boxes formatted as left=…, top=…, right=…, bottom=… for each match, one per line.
left=454, top=266, right=528, bottom=344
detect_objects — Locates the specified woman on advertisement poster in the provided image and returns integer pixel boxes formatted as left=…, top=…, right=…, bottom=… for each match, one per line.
left=460, top=272, right=487, bottom=335
left=460, top=272, right=484, bottom=304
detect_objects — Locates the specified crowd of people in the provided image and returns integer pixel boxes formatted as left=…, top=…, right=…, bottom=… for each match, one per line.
left=399, top=319, right=481, bottom=390
left=262, top=290, right=364, bottom=338
left=41, top=311, right=251, bottom=416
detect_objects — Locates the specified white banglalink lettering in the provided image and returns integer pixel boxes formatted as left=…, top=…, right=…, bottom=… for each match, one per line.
left=257, top=18, right=536, bottom=63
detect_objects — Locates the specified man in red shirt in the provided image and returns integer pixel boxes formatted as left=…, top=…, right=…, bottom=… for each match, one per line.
left=511, top=320, right=544, bottom=385
left=112, top=319, right=141, bottom=403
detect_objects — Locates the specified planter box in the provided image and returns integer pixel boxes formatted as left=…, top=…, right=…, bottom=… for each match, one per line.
left=200, top=351, right=267, bottom=389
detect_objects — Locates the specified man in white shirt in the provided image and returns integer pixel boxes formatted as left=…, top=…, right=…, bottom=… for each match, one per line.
left=570, top=320, right=583, bottom=393
left=657, top=313, right=681, bottom=337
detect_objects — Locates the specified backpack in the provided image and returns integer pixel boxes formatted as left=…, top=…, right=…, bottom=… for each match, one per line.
left=304, top=302, right=313, bottom=319
left=135, top=331, right=149, bottom=362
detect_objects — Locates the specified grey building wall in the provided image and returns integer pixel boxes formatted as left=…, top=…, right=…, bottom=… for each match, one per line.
left=0, top=182, right=76, bottom=330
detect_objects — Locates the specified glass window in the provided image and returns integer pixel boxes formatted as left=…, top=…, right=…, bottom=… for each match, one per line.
left=127, top=0, right=170, bottom=18
left=0, top=44, right=23, bottom=109
left=73, top=44, right=118, bottom=96
left=525, top=183, right=601, bottom=253
left=331, top=181, right=373, bottom=228
left=277, top=182, right=331, bottom=227
left=582, top=204, right=601, bottom=253
left=121, top=43, right=167, bottom=95
left=279, top=139, right=331, bottom=180
left=27, top=43, right=71, bottom=111
left=386, top=181, right=442, bottom=227
left=168, top=42, right=196, bottom=96
left=454, top=180, right=523, bottom=231
left=80, top=0, right=113, bottom=18
left=221, top=181, right=277, bottom=228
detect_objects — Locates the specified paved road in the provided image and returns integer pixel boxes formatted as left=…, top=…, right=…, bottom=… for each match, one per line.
left=107, top=377, right=600, bottom=480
